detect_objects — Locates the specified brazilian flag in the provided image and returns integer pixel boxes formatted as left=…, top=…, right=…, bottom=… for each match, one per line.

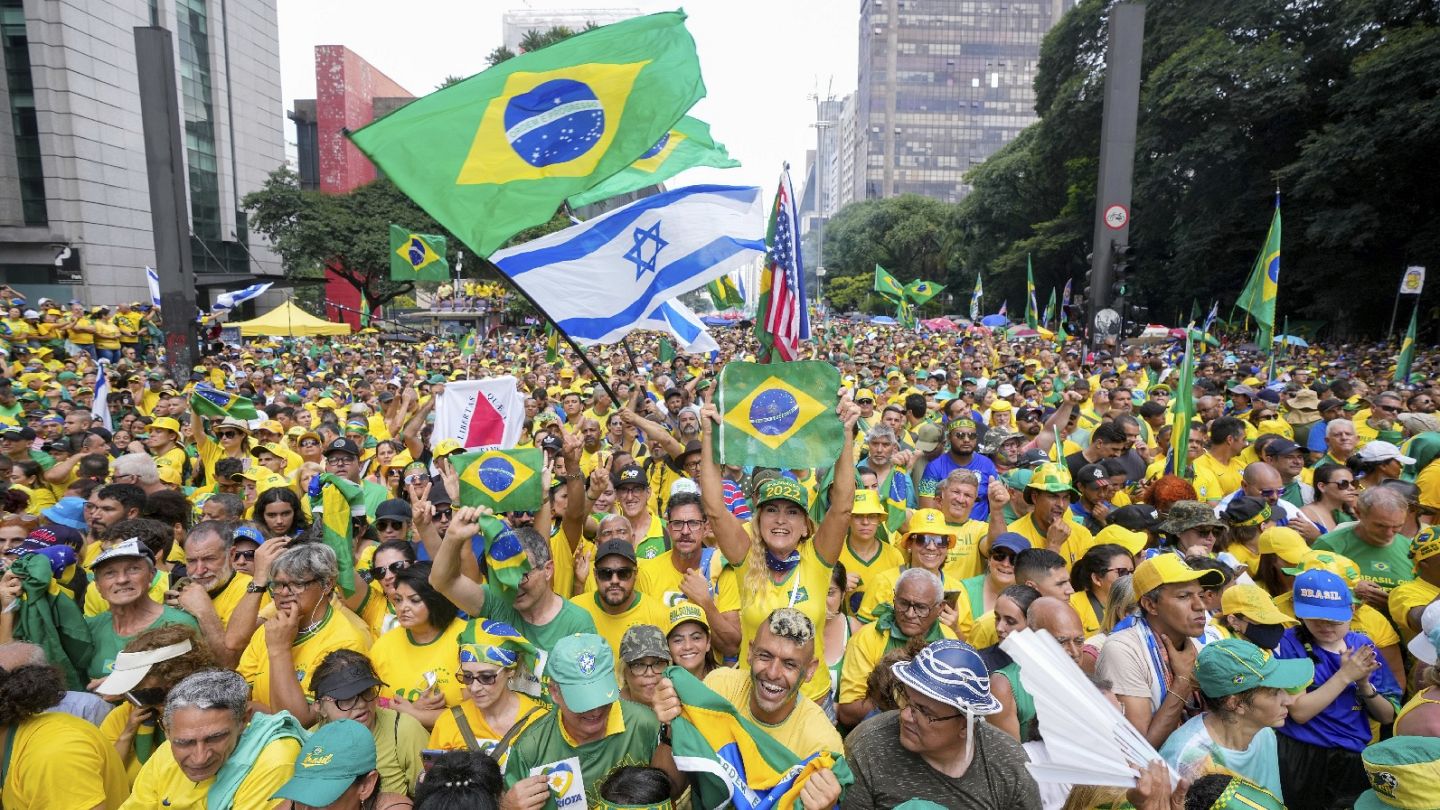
left=707, top=274, right=745, bottom=310
left=316, top=473, right=363, bottom=596
left=349, top=12, right=705, bottom=257
left=904, top=279, right=944, bottom=306
left=544, top=323, right=560, bottom=363
left=714, top=360, right=842, bottom=469
left=1396, top=306, right=1418, bottom=383
left=454, top=448, right=543, bottom=513
left=873, top=265, right=904, bottom=302
left=389, top=225, right=449, bottom=282
left=569, top=115, right=739, bottom=208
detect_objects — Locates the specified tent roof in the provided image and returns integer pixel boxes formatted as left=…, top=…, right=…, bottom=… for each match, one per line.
left=229, top=301, right=351, bottom=337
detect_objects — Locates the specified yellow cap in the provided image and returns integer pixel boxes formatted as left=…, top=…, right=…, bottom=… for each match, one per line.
left=903, top=508, right=958, bottom=538
left=1412, top=526, right=1440, bottom=565
left=855, top=388, right=876, bottom=402
left=1094, top=524, right=1147, bottom=556
left=1133, top=553, right=1225, bottom=596
left=851, top=489, right=888, bottom=517
left=666, top=602, right=710, bottom=634
left=1258, top=527, right=1309, bottom=565
left=258, top=420, right=284, bottom=435
left=149, top=416, right=182, bottom=435
left=1220, top=584, right=1297, bottom=626
left=433, top=438, right=464, bottom=457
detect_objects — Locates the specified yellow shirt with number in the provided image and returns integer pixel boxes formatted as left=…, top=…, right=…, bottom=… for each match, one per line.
left=236, top=602, right=372, bottom=706
left=121, top=734, right=300, bottom=810
left=569, top=591, right=670, bottom=665
left=4, top=711, right=129, bottom=810
left=736, top=541, right=835, bottom=701
left=369, top=617, right=468, bottom=708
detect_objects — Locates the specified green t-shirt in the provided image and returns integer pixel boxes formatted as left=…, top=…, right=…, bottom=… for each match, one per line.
left=480, top=583, right=598, bottom=658
left=1313, top=524, right=1416, bottom=591
left=503, top=699, right=660, bottom=809
left=85, top=606, right=198, bottom=680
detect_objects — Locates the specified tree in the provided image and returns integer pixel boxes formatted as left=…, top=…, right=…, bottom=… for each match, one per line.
left=486, top=24, right=599, bottom=67
left=820, top=195, right=964, bottom=290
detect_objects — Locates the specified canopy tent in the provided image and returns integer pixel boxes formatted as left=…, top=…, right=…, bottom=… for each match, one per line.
left=229, top=301, right=351, bottom=337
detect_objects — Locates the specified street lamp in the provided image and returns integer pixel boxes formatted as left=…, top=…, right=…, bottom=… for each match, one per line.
left=815, top=266, right=826, bottom=318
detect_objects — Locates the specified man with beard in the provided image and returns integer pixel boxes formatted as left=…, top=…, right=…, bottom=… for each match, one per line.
left=571, top=539, right=670, bottom=663
left=1097, top=554, right=1224, bottom=747
left=918, top=418, right=996, bottom=521
left=637, top=492, right=740, bottom=655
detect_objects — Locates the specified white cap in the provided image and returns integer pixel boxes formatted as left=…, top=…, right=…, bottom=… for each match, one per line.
left=670, top=478, right=700, bottom=498
left=1408, top=601, right=1440, bottom=665
left=89, top=537, right=153, bottom=571
left=94, top=639, right=193, bottom=695
left=996, top=383, right=1017, bottom=398
left=1356, top=440, right=1416, bottom=466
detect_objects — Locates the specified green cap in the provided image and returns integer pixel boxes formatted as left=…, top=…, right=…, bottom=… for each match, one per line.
left=1193, top=638, right=1314, bottom=698
left=1204, top=777, right=1285, bottom=810
left=1356, top=735, right=1440, bottom=810
left=271, top=720, right=376, bottom=806
left=57, top=371, right=78, bottom=382
left=427, top=373, right=446, bottom=385
left=754, top=477, right=808, bottom=510
left=1000, top=469, right=1033, bottom=490
left=547, top=633, right=618, bottom=713
left=1026, top=462, right=1076, bottom=494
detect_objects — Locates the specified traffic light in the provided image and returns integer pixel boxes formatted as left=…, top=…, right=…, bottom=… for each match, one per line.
left=1110, top=241, right=1133, bottom=299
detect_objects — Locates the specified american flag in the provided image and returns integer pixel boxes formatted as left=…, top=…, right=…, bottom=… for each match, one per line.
left=757, top=167, right=809, bottom=361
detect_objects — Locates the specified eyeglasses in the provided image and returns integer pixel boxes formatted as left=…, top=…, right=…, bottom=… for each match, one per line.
left=1329, top=479, right=1357, bottom=490
left=216, top=431, right=242, bottom=440
left=326, top=455, right=355, bottom=466
left=368, top=560, right=410, bottom=580
left=596, top=566, right=635, bottom=582
left=299, top=439, right=320, bottom=448
left=911, top=534, right=951, bottom=549
left=1105, top=566, right=1134, bottom=577
left=626, top=659, right=667, bottom=675
left=667, top=519, right=706, bottom=532
left=268, top=578, right=320, bottom=595
left=456, top=670, right=501, bottom=686
left=1257, top=488, right=1284, bottom=499
left=893, top=685, right=964, bottom=724
left=323, top=686, right=378, bottom=711
left=990, top=548, right=1017, bottom=563
left=895, top=597, right=938, bottom=617
left=234, top=549, right=256, bottom=562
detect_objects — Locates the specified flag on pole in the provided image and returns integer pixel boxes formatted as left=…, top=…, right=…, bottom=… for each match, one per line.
left=91, top=362, right=113, bottom=431
left=1025, top=255, right=1039, bottom=329
left=714, top=361, right=841, bottom=469
left=490, top=186, right=765, bottom=348
left=666, top=666, right=852, bottom=810
left=569, top=115, right=740, bottom=208
left=755, top=167, right=809, bottom=362
left=873, top=265, right=905, bottom=302
left=658, top=336, right=676, bottom=363
left=144, top=267, right=162, bottom=308
left=453, top=448, right=543, bottom=513
left=389, top=225, right=450, bottom=282
left=637, top=298, right=720, bottom=354
left=433, top=377, right=526, bottom=451
left=999, top=301, right=1008, bottom=319
left=1043, top=288, right=1057, bottom=328
left=459, top=329, right=479, bottom=357
left=359, top=297, right=372, bottom=327
left=1202, top=301, right=1219, bottom=337
left=543, top=324, right=559, bottom=363
left=1171, top=333, right=1197, bottom=479
left=903, top=279, right=944, bottom=306
left=1400, top=266, right=1426, bottom=296
left=348, top=11, right=705, bottom=257
left=707, top=274, right=745, bottom=310
left=1237, top=192, right=1281, bottom=346
left=897, top=297, right=915, bottom=329
left=211, top=281, right=273, bottom=312
left=1060, top=278, right=1072, bottom=321
left=1396, top=305, right=1418, bottom=382
left=970, top=274, right=983, bottom=321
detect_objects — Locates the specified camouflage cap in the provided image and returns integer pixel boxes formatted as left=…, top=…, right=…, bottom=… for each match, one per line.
left=1157, top=500, right=1226, bottom=535
left=979, top=429, right=1022, bottom=456
left=619, top=624, right=669, bottom=664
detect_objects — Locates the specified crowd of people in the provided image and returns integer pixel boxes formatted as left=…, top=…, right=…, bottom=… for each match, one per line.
left=1, top=303, right=1438, bottom=810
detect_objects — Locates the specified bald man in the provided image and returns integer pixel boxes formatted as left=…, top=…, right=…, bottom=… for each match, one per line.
left=1026, top=596, right=1086, bottom=667
left=1217, top=462, right=1316, bottom=539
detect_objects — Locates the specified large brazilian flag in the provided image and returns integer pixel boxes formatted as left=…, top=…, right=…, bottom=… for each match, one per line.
left=568, top=115, right=739, bottom=208
left=714, top=360, right=842, bottom=469
left=348, top=12, right=705, bottom=257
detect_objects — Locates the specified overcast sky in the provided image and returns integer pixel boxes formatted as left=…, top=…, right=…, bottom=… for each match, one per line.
left=277, top=1, right=859, bottom=190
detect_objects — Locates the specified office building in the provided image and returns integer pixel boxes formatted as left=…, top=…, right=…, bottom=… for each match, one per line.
left=855, top=0, right=1069, bottom=202
left=0, top=0, right=285, bottom=305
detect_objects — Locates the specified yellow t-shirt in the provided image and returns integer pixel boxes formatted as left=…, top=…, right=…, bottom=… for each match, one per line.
left=10, top=483, right=54, bottom=516
left=1388, top=578, right=1440, bottom=644
left=1192, top=453, right=1244, bottom=503
left=210, top=572, right=256, bottom=628
left=369, top=618, right=468, bottom=708
left=427, top=693, right=546, bottom=765
left=839, top=621, right=956, bottom=705
left=549, top=526, right=587, bottom=599
left=1070, top=590, right=1104, bottom=637
left=237, top=602, right=373, bottom=706
left=93, top=319, right=121, bottom=350
left=1225, top=542, right=1260, bottom=575
left=121, top=734, right=300, bottom=810
left=4, top=711, right=129, bottom=809
left=942, top=519, right=990, bottom=581
left=837, top=537, right=905, bottom=617
left=68, top=316, right=94, bottom=345
left=966, top=611, right=999, bottom=648
left=736, top=541, right=835, bottom=701
left=636, top=548, right=732, bottom=609
left=569, top=591, right=670, bottom=665
left=1274, top=592, right=1400, bottom=649
left=704, top=666, right=843, bottom=757
left=1006, top=511, right=1096, bottom=569
left=1417, top=462, right=1440, bottom=511
left=856, top=566, right=964, bottom=625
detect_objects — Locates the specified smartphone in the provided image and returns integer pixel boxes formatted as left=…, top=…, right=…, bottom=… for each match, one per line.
left=943, top=590, right=961, bottom=606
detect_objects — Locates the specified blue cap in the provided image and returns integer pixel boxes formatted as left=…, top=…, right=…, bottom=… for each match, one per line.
left=991, top=532, right=1031, bottom=556
left=891, top=638, right=1001, bottom=715
left=1293, top=569, right=1353, bottom=622
left=41, top=496, right=86, bottom=531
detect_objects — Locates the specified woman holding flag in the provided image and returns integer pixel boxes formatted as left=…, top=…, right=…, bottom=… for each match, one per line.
left=698, top=396, right=860, bottom=716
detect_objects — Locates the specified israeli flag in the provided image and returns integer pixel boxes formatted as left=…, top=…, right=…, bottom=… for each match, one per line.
left=490, top=185, right=765, bottom=346
left=91, top=362, right=112, bottom=431
left=144, top=266, right=162, bottom=307
left=212, top=281, right=273, bottom=312
left=639, top=299, right=719, bottom=354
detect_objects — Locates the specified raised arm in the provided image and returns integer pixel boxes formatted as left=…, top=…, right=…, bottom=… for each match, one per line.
left=811, top=401, right=860, bottom=566
left=428, top=506, right=488, bottom=616
left=698, top=403, right=750, bottom=567
left=621, top=407, right=685, bottom=459
left=560, top=431, right=587, bottom=547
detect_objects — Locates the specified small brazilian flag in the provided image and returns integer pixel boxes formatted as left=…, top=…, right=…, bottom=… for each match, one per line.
left=453, top=448, right=544, bottom=513
left=544, top=323, right=560, bottom=363
left=714, top=360, right=842, bottom=469
left=1396, top=306, right=1418, bottom=383
left=904, top=279, right=944, bottom=306
left=388, top=225, right=449, bottom=282
left=873, top=265, right=904, bottom=302
left=568, top=115, right=739, bottom=208
left=475, top=515, right=533, bottom=595
left=349, top=12, right=705, bottom=257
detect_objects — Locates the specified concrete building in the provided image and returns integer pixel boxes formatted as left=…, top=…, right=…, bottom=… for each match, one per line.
left=855, top=0, right=1069, bottom=202
left=501, top=8, right=640, bottom=51
left=0, top=0, right=285, bottom=305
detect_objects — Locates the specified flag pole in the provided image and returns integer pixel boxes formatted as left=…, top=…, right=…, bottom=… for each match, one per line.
left=1388, top=266, right=1404, bottom=340
left=478, top=256, right=622, bottom=405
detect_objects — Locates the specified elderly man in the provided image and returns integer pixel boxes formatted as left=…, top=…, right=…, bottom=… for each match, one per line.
left=1315, top=486, right=1415, bottom=602
left=861, top=424, right=916, bottom=535
left=838, top=568, right=957, bottom=727
left=842, top=638, right=1041, bottom=809
left=1027, top=596, right=1087, bottom=666
left=1316, top=417, right=1359, bottom=469
left=504, top=633, right=684, bottom=810
left=1097, top=555, right=1224, bottom=747
left=1217, top=462, right=1320, bottom=540
left=122, top=670, right=304, bottom=809
left=651, top=608, right=843, bottom=807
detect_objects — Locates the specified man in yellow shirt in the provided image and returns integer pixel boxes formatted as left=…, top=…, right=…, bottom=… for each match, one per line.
left=1192, top=416, right=1247, bottom=503
left=570, top=539, right=669, bottom=663
left=123, top=670, right=303, bottom=810
left=1390, top=527, right=1440, bottom=644
left=1002, top=463, right=1095, bottom=568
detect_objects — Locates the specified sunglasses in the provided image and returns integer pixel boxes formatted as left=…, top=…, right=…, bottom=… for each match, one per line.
left=375, top=519, right=407, bottom=531
left=596, top=566, right=635, bottom=581
left=234, top=549, right=256, bottom=561
left=216, top=430, right=242, bottom=440
left=456, top=670, right=502, bottom=686
left=404, top=473, right=428, bottom=485
left=1329, top=479, right=1357, bottom=490
left=912, top=534, right=952, bottom=549
left=368, top=560, right=411, bottom=580
left=299, top=439, right=320, bottom=447
left=990, top=548, right=1017, bottom=563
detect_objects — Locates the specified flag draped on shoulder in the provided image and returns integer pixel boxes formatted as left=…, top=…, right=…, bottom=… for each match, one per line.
left=756, top=167, right=808, bottom=362
left=189, top=384, right=261, bottom=427
left=873, top=265, right=904, bottom=302
left=315, top=473, right=363, bottom=596
left=389, top=225, right=449, bottom=281
left=490, top=185, right=764, bottom=347
left=1237, top=193, right=1281, bottom=346
left=666, top=666, right=853, bottom=810
left=433, top=377, right=526, bottom=450
left=715, top=360, right=841, bottom=469
left=348, top=11, right=706, bottom=257
left=454, top=448, right=543, bottom=513
left=569, top=115, right=739, bottom=208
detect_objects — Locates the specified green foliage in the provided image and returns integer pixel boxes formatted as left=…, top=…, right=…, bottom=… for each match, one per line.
left=819, top=195, right=964, bottom=310
left=487, top=24, right=599, bottom=67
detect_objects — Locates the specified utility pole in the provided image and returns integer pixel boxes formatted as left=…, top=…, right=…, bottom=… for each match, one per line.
left=1085, top=3, right=1146, bottom=349
left=135, top=26, right=199, bottom=377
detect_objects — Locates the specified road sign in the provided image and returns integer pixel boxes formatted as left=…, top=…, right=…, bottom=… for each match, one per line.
left=1104, top=204, right=1129, bottom=230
